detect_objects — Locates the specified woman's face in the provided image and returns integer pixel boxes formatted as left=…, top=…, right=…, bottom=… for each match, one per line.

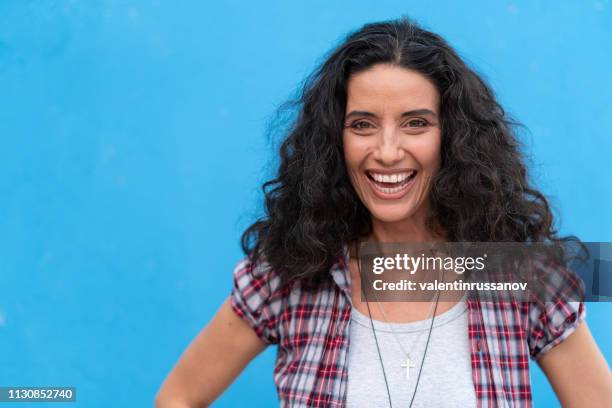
left=342, top=63, right=442, bottom=226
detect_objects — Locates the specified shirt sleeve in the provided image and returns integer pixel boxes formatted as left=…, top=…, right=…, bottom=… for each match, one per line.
left=527, top=299, right=586, bottom=360
left=230, top=255, right=282, bottom=345
left=526, top=257, right=587, bottom=360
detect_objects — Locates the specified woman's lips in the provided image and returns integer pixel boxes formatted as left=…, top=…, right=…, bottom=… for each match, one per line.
left=365, top=172, right=417, bottom=200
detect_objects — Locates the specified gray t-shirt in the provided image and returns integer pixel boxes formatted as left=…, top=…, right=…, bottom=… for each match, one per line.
left=346, top=294, right=477, bottom=407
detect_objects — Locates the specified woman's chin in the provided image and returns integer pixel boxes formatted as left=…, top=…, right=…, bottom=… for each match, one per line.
left=368, top=205, right=419, bottom=224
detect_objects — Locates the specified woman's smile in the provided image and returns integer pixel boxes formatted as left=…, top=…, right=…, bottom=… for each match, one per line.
left=365, top=169, right=418, bottom=199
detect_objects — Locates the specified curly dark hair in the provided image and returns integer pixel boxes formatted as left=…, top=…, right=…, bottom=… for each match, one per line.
left=240, top=16, right=574, bottom=288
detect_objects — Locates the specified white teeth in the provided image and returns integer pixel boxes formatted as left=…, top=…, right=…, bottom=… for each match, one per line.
left=369, top=171, right=414, bottom=183
left=372, top=183, right=408, bottom=194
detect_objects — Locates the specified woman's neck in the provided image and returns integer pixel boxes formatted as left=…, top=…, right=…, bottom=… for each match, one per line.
left=367, top=216, right=445, bottom=244
left=348, top=218, right=446, bottom=260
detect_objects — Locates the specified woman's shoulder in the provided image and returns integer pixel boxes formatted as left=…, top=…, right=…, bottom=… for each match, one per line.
left=231, top=248, right=348, bottom=297
left=229, top=254, right=287, bottom=344
left=230, top=252, right=345, bottom=344
left=231, top=254, right=288, bottom=310
left=232, top=254, right=278, bottom=288
left=522, top=255, right=587, bottom=360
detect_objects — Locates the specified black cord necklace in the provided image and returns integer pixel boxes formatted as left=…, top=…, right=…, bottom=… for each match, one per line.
left=357, top=242, right=441, bottom=408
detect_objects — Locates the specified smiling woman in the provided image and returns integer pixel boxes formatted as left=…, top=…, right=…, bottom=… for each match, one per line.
left=343, top=64, right=442, bottom=223
left=155, top=16, right=612, bottom=408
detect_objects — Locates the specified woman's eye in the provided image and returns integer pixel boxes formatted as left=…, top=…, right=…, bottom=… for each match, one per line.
left=406, top=119, right=428, bottom=128
left=350, top=121, right=374, bottom=130
left=347, top=119, right=429, bottom=131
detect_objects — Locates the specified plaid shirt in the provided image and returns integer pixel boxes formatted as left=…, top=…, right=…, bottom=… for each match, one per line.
left=230, top=246, right=586, bottom=407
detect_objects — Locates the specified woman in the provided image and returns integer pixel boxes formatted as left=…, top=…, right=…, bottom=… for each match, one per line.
left=155, top=17, right=612, bottom=407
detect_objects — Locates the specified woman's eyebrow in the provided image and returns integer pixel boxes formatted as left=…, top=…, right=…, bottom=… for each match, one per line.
left=344, top=109, right=438, bottom=120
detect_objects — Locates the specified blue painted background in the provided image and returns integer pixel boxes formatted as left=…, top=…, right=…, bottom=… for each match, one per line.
left=1, top=1, right=610, bottom=406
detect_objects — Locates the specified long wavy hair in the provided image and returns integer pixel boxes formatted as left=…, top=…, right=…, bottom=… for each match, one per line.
left=240, top=16, right=576, bottom=288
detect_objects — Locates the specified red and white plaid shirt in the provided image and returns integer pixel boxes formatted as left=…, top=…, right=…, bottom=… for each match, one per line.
left=230, top=246, right=586, bottom=407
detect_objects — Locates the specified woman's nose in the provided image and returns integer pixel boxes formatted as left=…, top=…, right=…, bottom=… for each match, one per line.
left=373, top=128, right=405, bottom=164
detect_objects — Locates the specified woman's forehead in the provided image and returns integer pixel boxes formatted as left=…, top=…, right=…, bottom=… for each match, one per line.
left=345, top=64, right=439, bottom=114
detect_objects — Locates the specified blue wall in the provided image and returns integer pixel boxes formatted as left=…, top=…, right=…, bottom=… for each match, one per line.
left=0, top=1, right=610, bottom=406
